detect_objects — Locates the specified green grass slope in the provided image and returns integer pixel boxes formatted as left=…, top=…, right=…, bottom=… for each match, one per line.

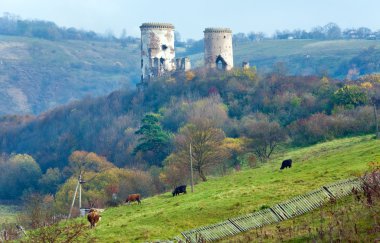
left=220, top=194, right=380, bottom=242
left=87, top=136, right=380, bottom=242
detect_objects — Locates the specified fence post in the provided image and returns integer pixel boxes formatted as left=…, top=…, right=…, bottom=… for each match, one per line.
left=322, top=186, right=336, bottom=199
left=228, top=219, right=244, bottom=232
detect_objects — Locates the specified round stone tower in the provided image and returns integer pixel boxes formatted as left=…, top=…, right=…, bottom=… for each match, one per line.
left=140, top=23, right=176, bottom=82
left=204, top=28, right=233, bottom=70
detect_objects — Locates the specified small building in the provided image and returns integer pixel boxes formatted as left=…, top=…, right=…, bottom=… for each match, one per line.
left=242, top=61, right=250, bottom=70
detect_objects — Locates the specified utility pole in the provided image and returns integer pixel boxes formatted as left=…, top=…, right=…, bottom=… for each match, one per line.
left=374, top=103, right=379, bottom=139
left=190, top=143, right=194, bottom=193
left=68, top=172, right=86, bottom=219
left=68, top=178, right=80, bottom=219
left=79, top=173, right=82, bottom=210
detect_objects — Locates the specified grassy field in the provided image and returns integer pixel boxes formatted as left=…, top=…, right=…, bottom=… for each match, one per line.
left=220, top=194, right=380, bottom=242
left=80, top=135, right=380, bottom=242
left=0, top=204, right=20, bottom=224
left=221, top=174, right=380, bottom=243
left=188, top=39, right=380, bottom=76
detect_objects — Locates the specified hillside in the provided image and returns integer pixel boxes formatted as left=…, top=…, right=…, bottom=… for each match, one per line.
left=1, top=35, right=380, bottom=115
left=0, top=35, right=140, bottom=115
left=78, top=135, right=380, bottom=242
left=186, top=39, right=380, bottom=78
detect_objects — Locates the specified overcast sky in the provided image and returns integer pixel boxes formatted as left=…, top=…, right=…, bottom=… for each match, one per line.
left=1, top=0, right=380, bottom=40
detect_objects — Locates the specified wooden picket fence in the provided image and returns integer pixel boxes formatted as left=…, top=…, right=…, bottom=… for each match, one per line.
left=176, top=177, right=363, bottom=242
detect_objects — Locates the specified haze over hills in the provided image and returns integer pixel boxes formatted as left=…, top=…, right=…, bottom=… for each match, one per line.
left=1, top=32, right=380, bottom=115
left=0, top=35, right=140, bottom=115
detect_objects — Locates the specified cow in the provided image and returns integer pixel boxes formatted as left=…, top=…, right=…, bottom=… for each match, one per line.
left=125, top=193, right=141, bottom=205
left=280, top=159, right=292, bottom=170
left=87, top=208, right=101, bottom=228
left=172, top=185, right=187, bottom=196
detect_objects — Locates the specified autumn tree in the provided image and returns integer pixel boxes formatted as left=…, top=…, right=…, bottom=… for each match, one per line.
left=172, top=119, right=229, bottom=181
left=333, top=85, right=368, bottom=109
left=68, top=151, right=114, bottom=176
left=187, top=95, right=228, bottom=129
left=241, top=114, right=287, bottom=162
left=160, top=154, right=191, bottom=188
left=133, top=113, right=172, bottom=167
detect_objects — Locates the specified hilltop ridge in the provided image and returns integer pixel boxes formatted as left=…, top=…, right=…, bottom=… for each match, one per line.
left=1, top=34, right=380, bottom=115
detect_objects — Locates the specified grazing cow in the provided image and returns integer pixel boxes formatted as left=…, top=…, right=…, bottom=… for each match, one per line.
left=87, top=208, right=101, bottom=228
left=125, top=193, right=141, bottom=204
left=172, top=185, right=187, bottom=196
left=280, top=159, right=292, bottom=170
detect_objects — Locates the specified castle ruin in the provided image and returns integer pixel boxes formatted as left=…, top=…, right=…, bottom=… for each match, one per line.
left=139, top=23, right=234, bottom=84
left=140, top=23, right=176, bottom=82
left=140, top=23, right=191, bottom=83
left=204, top=28, right=234, bottom=70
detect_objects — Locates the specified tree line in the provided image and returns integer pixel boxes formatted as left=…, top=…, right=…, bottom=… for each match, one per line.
left=231, top=23, right=380, bottom=43
left=0, top=12, right=139, bottom=43
left=0, top=68, right=379, bottom=216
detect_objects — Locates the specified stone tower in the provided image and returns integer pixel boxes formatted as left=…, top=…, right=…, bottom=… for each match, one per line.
left=204, top=28, right=233, bottom=70
left=140, top=23, right=176, bottom=82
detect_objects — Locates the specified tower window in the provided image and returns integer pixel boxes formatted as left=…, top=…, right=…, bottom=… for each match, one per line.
left=161, top=44, right=168, bottom=51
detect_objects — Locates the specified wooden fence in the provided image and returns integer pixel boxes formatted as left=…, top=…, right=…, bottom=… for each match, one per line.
left=177, top=177, right=363, bottom=242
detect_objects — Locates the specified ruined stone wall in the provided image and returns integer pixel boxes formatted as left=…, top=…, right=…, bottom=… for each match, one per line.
left=176, top=57, right=191, bottom=71
left=204, top=28, right=233, bottom=70
left=140, top=23, right=176, bottom=81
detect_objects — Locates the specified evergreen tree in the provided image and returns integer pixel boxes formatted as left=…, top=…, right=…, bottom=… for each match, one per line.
left=133, top=114, right=172, bottom=167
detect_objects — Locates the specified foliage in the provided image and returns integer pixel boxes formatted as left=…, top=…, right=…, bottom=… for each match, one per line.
left=333, top=85, right=368, bottom=109
left=0, top=68, right=379, bottom=199
left=38, top=168, right=63, bottom=194
left=289, top=106, right=375, bottom=145
left=54, top=167, right=155, bottom=213
left=68, top=150, right=115, bottom=176
left=133, top=113, right=173, bottom=167
left=0, top=154, right=42, bottom=199
left=171, top=119, right=229, bottom=181
left=22, top=221, right=94, bottom=243
left=240, top=114, right=287, bottom=161
left=159, top=157, right=190, bottom=189
left=19, top=193, right=57, bottom=229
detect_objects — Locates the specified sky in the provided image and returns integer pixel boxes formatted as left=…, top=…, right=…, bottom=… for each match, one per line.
left=1, top=0, right=380, bottom=40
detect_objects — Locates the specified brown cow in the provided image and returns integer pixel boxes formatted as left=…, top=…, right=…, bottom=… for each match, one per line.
left=125, top=194, right=141, bottom=205
left=87, top=208, right=101, bottom=228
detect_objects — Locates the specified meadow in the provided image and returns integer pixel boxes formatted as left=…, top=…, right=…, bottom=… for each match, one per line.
left=0, top=203, right=20, bottom=224
left=82, top=135, right=380, bottom=242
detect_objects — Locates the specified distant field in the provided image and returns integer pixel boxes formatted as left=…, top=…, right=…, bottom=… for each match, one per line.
left=79, top=135, right=380, bottom=242
left=188, top=39, right=380, bottom=77
left=0, top=204, right=20, bottom=224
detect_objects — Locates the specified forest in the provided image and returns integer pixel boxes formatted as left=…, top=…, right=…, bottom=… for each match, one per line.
left=0, top=67, right=379, bottom=219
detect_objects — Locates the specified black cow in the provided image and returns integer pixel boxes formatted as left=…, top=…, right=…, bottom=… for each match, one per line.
left=280, top=159, right=292, bottom=170
left=172, top=185, right=187, bottom=196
